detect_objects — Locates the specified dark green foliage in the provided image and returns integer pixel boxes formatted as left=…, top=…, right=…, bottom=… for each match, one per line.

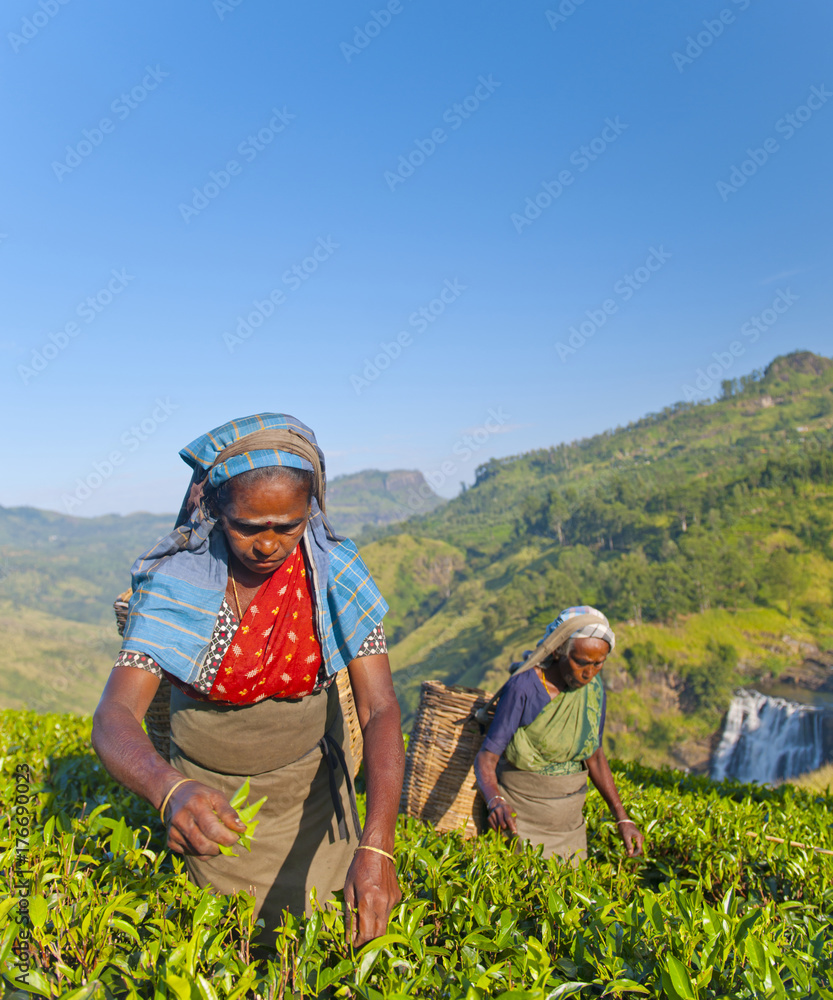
left=678, top=640, right=739, bottom=713
left=3, top=711, right=833, bottom=998
left=622, top=641, right=669, bottom=679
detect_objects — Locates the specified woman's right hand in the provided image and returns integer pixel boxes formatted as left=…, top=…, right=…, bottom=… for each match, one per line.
left=487, top=799, right=518, bottom=837
left=163, top=780, right=246, bottom=860
left=475, top=749, right=519, bottom=838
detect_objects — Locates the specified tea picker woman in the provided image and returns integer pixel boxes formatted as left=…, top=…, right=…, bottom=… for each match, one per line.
left=474, top=606, right=643, bottom=862
left=92, top=414, right=404, bottom=945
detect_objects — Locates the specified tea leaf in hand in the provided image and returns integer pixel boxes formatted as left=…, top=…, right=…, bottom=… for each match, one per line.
left=218, top=778, right=267, bottom=856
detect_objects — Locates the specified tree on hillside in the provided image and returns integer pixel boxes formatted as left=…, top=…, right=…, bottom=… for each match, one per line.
left=677, top=527, right=721, bottom=613
left=680, top=639, right=738, bottom=712
left=760, top=547, right=803, bottom=617
left=603, top=549, right=651, bottom=624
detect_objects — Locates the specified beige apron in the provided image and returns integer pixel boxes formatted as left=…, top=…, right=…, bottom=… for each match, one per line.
left=497, top=759, right=587, bottom=865
left=169, top=681, right=358, bottom=939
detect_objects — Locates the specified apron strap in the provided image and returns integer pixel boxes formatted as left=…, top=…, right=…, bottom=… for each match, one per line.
left=319, top=732, right=362, bottom=841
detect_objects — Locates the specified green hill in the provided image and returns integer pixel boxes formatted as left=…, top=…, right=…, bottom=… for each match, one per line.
left=364, top=351, right=833, bottom=768
left=0, top=602, right=119, bottom=714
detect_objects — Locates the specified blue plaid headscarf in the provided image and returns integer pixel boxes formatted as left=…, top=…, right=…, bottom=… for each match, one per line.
left=121, top=413, right=388, bottom=684
left=510, top=605, right=614, bottom=673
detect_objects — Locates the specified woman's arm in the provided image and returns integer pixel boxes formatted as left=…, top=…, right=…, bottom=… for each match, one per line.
left=343, top=653, right=404, bottom=947
left=92, top=666, right=244, bottom=858
left=584, top=746, right=644, bottom=857
left=474, top=749, right=518, bottom=836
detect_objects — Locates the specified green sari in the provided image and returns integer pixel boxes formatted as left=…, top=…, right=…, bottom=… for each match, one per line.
left=504, top=674, right=604, bottom=776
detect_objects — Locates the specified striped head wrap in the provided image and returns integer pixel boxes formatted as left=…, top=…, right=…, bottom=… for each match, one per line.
left=509, top=604, right=614, bottom=674
left=121, top=413, right=388, bottom=685
left=543, top=605, right=615, bottom=651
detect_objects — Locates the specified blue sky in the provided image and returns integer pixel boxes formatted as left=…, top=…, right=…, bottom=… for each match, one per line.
left=2, top=0, right=831, bottom=516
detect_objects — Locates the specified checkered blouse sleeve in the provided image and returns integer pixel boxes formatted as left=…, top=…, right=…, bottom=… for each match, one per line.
left=114, top=649, right=163, bottom=677
left=355, top=622, right=387, bottom=657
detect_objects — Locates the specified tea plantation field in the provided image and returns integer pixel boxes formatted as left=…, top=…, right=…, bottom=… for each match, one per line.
left=1, top=711, right=832, bottom=999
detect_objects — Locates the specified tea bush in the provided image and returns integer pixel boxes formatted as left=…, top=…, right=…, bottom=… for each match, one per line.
left=2, top=710, right=832, bottom=999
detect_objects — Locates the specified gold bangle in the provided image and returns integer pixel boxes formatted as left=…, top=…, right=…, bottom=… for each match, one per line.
left=355, top=845, right=395, bottom=863
left=159, top=777, right=195, bottom=823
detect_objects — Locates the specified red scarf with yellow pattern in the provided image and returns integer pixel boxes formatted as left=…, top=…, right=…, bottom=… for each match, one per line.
left=210, top=546, right=322, bottom=703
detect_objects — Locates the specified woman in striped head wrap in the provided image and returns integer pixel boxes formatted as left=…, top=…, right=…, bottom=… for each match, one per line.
left=474, top=606, right=643, bottom=862
left=92, top=414, right=403, bottom=946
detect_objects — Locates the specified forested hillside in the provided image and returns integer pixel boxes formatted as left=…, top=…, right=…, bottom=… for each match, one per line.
left=360, top=351, right=833, bottom=768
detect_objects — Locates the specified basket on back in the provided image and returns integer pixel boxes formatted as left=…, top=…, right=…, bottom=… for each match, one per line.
left=113, top=589, right=363, bottom=773
left=400, top=680, right=494, bottom=838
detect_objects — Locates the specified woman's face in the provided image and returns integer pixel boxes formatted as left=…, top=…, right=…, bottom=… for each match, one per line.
left=553, top=636, right=610, bottom=690
left=220, top=476, right=311, bottom=576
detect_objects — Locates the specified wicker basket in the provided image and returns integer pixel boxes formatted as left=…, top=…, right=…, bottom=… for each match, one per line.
left=113, top=590, right=363, bottom=774
left=400, top=680, right=494, bottom=838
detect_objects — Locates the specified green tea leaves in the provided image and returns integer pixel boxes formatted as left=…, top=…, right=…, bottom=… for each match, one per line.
left=2, top=710, right=832, bottom=999
left=217, top=777, right=266, bottom=857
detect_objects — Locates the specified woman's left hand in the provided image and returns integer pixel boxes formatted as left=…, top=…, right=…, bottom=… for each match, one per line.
left=617, top=820, right=644, bottom=857
left=344, top=848, right=402, bottom=947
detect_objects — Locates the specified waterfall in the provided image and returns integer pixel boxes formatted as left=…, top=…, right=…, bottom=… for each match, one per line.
left=711, top=688, right=824, bottom=784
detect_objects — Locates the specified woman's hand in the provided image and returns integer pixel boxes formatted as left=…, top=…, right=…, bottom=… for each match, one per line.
left=164, top=780, right=246, bottom=860
left=617, top=819, right=644, bottom=858
left=585, top=748, right=646, bottom=859
left=487, top=799, right=518, bottom=837
left=344, top=849, right=402, bottom=947
left=475, top=749, right=518, bottom=837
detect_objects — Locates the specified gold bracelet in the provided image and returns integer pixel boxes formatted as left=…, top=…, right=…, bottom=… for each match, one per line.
left=355, top=845, right=395, bottom=863
left=159, top=777, right=195, bottom=823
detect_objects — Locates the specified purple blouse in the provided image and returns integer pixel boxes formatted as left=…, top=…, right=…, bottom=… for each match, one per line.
left=481, top=668, right=607, bottom=759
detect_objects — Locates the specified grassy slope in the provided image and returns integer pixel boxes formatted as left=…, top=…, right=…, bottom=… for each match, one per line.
left=790, top=762, right=833, bottom=793
left=0, top=508, right=172, bottom=625
left=0, top=601, right=119, bottom=714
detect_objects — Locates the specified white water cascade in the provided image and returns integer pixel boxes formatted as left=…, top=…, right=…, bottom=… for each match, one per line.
left=711, top=688, right=824, bottom=784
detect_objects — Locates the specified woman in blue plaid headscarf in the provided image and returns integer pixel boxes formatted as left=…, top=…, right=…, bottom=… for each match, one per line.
left=474, top=606, right=644, bottom=862
left=92, top=414, right=404, bottom=946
